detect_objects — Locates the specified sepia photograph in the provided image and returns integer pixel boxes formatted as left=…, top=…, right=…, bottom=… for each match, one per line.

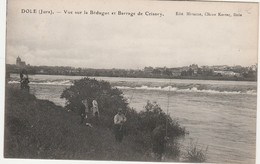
left=3, top=0, right=259, bottom=163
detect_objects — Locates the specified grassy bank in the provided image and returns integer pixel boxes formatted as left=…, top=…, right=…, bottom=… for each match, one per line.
left=4, top=83, right=207, bottom=162
left=4, top=85, right=154, bottom=161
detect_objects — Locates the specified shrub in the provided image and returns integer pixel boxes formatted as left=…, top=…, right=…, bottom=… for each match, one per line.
left=165, top=139, right=181, bottom=160
left=183, top=139, right=208, bottom=163
left=132, top=101, right=187, bottom=161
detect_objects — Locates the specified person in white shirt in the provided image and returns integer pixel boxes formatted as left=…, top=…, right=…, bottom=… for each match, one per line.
left=91, top=99, right=100, bottom=125
left=114, top=108, right=127, bottom=142
left=92, top=100, right=99, bottom=117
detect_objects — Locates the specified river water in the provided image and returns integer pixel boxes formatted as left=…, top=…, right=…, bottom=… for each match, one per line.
left=9, top=74, right=257, bottom=163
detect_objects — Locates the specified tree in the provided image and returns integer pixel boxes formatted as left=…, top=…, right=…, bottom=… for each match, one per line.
left=197, top=68, right=202, bottom=75
left=137, top=101, right=188, bottom=160
left=187, top=68, right=194, bottom=76
left=152, top=69, right=161, bottom=75
left=181, top=71, right=187, bottom=76
left=163, top=69, right=172, bottom=76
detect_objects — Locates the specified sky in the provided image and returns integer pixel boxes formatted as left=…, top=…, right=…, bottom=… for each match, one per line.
left=5, top=0, right=259, bottom=69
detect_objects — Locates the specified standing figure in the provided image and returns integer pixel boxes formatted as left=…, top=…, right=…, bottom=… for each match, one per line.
left=82, top=99, right=93, bottom=127
left=92, top=99, right=100, bottom=124
left=82, top=99, right=90, bottom=117
left=20, top=69, right=30, bottom=91
left=114, top=108, right=127, bottom=143
left=92, top=99, right=99, bottom=117
left=79, top=101, right=86, bottom=124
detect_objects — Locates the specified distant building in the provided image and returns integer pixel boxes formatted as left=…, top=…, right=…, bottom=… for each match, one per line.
left=180, top=67, right=190, bottom=73
left=189, top=64, right=199, bottom=69
left=16, top=56, right=26, bottom=67
left=211, top=65, right=228, bottom=70
left=170, top=69, right=182, bottom=77
left=144, top=66, right=154, bottom=73
left=189, top=64, right=199, bottom=74
left=213, top=71, right=241, bottom=77
left=39, top=69, right=45, bottom=73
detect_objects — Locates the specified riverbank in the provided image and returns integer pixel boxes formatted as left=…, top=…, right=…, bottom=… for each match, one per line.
left=4, top=85, right=154, bottom=161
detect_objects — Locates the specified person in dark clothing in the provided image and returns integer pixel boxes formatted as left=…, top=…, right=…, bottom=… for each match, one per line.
left=81, top=99, right=93, bottom=127
left=79, top=102, right=86, bottom=124
left=114, top=108, right=127, bottom=142
left=152, top=125, right=167, bottom=161
left=20, top=69, right=30, bottom=91
left=79, top=100, right=93, bottom=127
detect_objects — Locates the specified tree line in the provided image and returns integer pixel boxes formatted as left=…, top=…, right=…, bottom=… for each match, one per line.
left=6, top=64, right=257, bottom=81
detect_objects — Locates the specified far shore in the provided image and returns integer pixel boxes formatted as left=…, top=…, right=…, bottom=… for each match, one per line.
left=8, top=72, right=257, bottom=82
left=6, top=63, right=257, bottom=82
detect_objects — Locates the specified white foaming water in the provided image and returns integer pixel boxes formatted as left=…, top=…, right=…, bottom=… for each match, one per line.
left=8, top=74, right=257, bottom=163
left=8, top=80, right=20, bottom=84
left=9, top=79, right=257, bottom=95
left=116, top=85, right=255, bottom=95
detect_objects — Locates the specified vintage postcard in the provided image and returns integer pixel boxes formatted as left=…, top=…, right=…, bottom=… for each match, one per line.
left=3, top=0, right=258, bottom=163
